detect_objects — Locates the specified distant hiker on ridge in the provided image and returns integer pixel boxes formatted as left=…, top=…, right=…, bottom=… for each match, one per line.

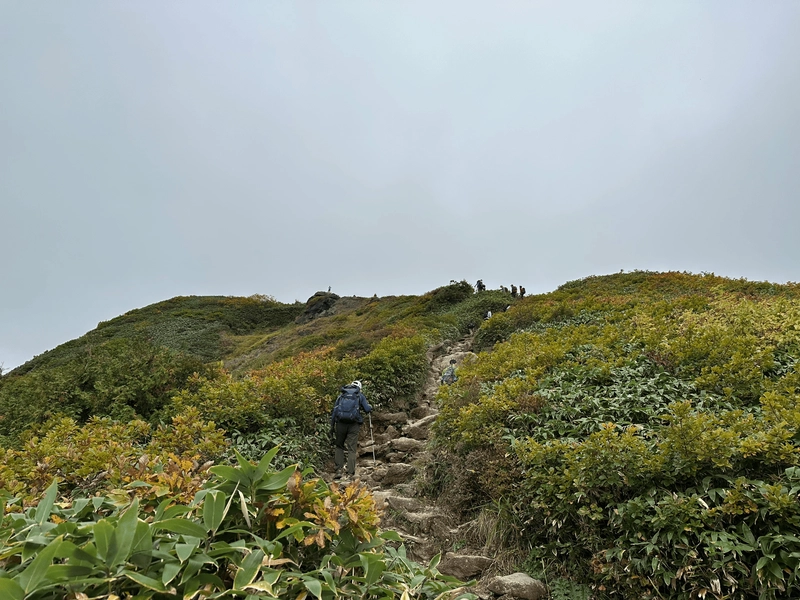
left=520, top=286, right=526, bottom=299
left=476, top=279, right=486, bottom=292
left=511, top=285, right=518, bottom=298
left=330, top=380, right=372, bottom=481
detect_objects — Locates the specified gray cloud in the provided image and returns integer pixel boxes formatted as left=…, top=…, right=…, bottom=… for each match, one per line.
left=2, top=1, right=800, bottom=369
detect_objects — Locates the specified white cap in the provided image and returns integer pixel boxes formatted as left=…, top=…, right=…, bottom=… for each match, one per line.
left=351, top=380, right=362, bottom=390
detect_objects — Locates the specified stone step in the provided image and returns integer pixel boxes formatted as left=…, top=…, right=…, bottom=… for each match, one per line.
left=385, top=495, right=425, bottom=513
left=410, top=404, right=438, bottom=420
left=390, top=437, right=426, bottom=453
left=369, top=462, right=416, bottom=485
left=403, top=414, right=438, bottom=439
left=399, top=510, right=452, bottom=537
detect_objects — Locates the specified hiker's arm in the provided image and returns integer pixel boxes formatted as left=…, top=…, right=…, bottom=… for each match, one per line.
left=360, top=393, right=372, bottom=413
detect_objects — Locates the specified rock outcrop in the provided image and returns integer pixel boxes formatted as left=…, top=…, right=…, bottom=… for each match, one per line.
left=295, top=292, right=340, bottom=324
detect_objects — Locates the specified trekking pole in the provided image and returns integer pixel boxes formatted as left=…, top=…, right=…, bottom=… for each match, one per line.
left=368, top=413, right=376, bottom=466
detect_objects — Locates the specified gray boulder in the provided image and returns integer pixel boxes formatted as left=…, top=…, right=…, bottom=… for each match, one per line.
left=439, top=553, right=493, bottom=580
left=403, top=414, right=438, bottom=440
left=295, top=292, right=340, bottom=324
left=391, top=437, right=426, bottom=453
left=486, top=573, right=547, bottom=600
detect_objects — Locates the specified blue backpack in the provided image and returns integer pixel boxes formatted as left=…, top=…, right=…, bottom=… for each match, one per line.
left=335, top=389, right=361, bottom=424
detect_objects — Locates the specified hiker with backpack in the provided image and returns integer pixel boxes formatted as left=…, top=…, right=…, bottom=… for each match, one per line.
left=440, top=359, right=458, bottom=385
left=329, top=380, right=372, bottom=480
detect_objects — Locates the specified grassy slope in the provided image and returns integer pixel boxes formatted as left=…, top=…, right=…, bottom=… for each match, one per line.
left=6, top=272, right=800, bottom=597
left=433, top=271, right=800, bottom=599
left=10, top=295, right=305, bottom=376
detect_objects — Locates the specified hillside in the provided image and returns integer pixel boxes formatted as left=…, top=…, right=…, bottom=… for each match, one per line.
left=2, top=272, right=800, bottom=599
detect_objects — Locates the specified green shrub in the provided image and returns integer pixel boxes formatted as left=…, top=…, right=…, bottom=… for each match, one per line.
left=357, top=334, right=428, bottom=406
left=0, top=448, right=476, bottom=599
left=424, top=280, right=475, bottom=312
left=431, top=274, right=800, bottom=598
left=0, top=408, right=226, bottom=503
left=0, top=339, right=210, bottom=447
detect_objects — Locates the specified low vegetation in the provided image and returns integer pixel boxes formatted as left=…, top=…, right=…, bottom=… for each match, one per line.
left=3, top=272, right=800, bottom=598
left=0, top=447, right=474, bottom=599
left=433, top=272, right=800, bottom=599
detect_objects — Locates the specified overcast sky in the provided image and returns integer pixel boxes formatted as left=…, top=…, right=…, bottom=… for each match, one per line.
left=2, top=2, right=800, bottom=371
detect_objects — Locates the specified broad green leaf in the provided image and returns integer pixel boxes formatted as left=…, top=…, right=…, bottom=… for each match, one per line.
left=360, top=553, right=386, bottom=587
left=303, top=577, right=323, bottom=599
left=244, top=580, right=276, bottom=594
left=108, top=498, right=139, bottom=567
left=45, top=564, right=93, bottom=579
left=55, top=541, right=100, bottom=565
left=180, top=555, right=206, bottom=584
left=768, top=560, right=784, bottom=581
left=235, top=449, right=257, bottom=481
left=203, top=490, right=226, bottom=534
left=175, top=542, right=198, bottom=563
left=380, top=530, right=402, bottom=542
left=257, top=465, right=296, bottom=492
left=154, top=498, right=173, bottom=522
left=234, top=549, right=264, bottom=590
left=428, top=553, right=442, bottom=571
left=16, top=535, right=62, bottom=594
left=91, top=497, right=105, bottom=511
left=274, top=522, right=314, bottom=542
left=0, top=578, right=24, bottom=600
left=153, top=518, right=208, bottom=539
left=161, top=560, right=182, bottom=586
left=321, top=568, right=336, bottom=592
left=124, top=570, right=166, bottom=592
left=93, top=519, right=114, bottom=561
left=209, top=465, right=247, bottom=485
left=253, top=446, right=281, bottom=481
left=162, top=505, right=192, bottom=520
left=23, top=541, right=46, bottom=563
left=35, top=480, right=58, bottom=526
left=131, top=520, right=153, bottom=556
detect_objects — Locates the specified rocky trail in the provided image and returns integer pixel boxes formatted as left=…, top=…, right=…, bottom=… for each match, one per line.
left=327, top=335, right=548, bottom=600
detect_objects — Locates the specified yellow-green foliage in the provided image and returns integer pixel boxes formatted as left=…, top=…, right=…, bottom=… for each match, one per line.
left=172, top=350, right=354, bottom=432
left=0, top=408, right=225, bottom=502
left=173, top=334, right=428, bottom=433
left=434, top=272, right=800, bottom=599
left=0, top=448, right=474, bottom=600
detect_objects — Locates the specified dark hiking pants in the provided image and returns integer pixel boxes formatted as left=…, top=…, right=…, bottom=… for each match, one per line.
left=334, top=421, right=361, bottom=476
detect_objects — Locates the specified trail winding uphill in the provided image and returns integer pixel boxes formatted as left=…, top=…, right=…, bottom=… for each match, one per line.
left=328, top=334, right=548, bottom=600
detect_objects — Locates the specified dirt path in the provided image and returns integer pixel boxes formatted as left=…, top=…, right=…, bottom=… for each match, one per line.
left=353, top=336, right=498, bottom=575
